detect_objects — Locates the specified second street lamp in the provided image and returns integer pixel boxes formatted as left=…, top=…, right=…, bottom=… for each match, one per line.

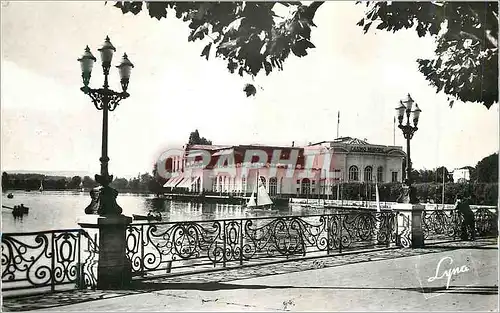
left=78, top=36, right=134, bottom=216
left=395, top=93, right=422, bottom=204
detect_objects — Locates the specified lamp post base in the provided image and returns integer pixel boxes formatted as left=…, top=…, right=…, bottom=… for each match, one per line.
left=84, top=184, right=123, bottom=216
left=97, top=185, right=123, bottom=216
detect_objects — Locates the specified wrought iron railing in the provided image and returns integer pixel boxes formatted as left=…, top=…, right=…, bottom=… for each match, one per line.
left=423, top=208, right=498, bottom=242
left=126, top=211, right=402, bottom=278
left=4, top=207, right=493, bottom=293
left=474, top=208, right=499, bottom=237
left=1, top=229, right=98, bottom=294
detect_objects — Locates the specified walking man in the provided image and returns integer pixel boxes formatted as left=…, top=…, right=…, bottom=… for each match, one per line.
left=455, top=195, right=476, bottom=241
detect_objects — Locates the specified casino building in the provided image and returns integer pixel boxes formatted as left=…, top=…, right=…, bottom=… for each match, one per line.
left=162, top=137, right=406, bottom=198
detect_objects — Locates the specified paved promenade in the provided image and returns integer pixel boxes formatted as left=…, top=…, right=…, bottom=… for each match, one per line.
left=3, top=238, right=498, bottom=312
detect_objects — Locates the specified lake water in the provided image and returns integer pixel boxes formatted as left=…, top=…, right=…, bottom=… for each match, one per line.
left=1, top=190, right=327, bottom=233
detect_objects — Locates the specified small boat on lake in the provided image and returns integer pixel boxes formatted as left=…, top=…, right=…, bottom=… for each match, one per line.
left=7, top=193, right=13, bottom=199
left=133, top=212, right=162, bottom=221
left=3, top=204, right=29, bottom=217
left=245, top=171, right=273, bottom=210
left=301, top=203, right=324, bottom=209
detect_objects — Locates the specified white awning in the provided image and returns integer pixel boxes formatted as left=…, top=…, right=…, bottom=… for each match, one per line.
left=163, top=175, right=184, bottom=188
left=176, top=177, right=192, bottom=188
left=163, top=178, right=172, bottom=188
left=212, top=148, right=234, bottom=156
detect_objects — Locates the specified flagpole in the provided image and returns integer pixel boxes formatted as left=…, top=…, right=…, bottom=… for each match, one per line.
left=337, top=111, right=340, bottom=139
left=257, top=170, right=259, bottom=205
left=442, top=167, right=445, bottom=209
left=393, top=116, right=395, bottom=146
left=375, top=174, right=380, bottom=213
left=337, top=182, right=340, bottom=201
left=374, top=170, right=381, bottom=243
left=340, top=173, right=344, bottom=206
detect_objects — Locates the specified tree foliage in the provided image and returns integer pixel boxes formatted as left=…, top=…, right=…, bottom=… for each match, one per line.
left=414, top=182, right=497, bottom=205
left=113, top=1, right=497, bottom=108
left=82, top=176, right=96, bottom=188
left=112, top=1, right=322, bottom=97
left=188, top=129, right=212, bottom=145
left=150, top=163, right=168, bottom=195
left=2, top=172, right=10, bottom=190
left=358, top=1, right=498, bottom=108
left=67, top=176, right=82, bottom=189
left=110, top=177, right=129, bottom=189
left=411, top=167, right=454, bottom=183
left=475, top=152, right=498, bottom=183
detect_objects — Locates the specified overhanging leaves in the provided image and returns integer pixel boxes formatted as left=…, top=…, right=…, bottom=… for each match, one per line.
left=112, top=1, right=324, bottom=96
left=358, top=1, right=498, bottom=108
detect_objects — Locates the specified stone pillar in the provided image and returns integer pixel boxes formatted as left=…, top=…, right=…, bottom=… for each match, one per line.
left=96, top=215, right=132, bottom=289
left=79, top=214, right=133, bottom=289
left=393, top=203, right=425, bottom=248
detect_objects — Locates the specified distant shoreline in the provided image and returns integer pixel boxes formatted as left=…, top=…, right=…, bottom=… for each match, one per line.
left=3, top=188, right=155, bottom=195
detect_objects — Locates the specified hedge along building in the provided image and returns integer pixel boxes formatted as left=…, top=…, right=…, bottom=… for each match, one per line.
left=161, top=137, right=406, bottom=198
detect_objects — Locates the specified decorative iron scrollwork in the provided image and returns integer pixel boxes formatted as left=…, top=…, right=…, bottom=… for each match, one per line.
left=126, top=211, right=399, bottom=276
left=474, top=208, right=498, bottom=237
left=81, top=87, right=129, bottom=111
left=422, top=208, right=498, bottom=241
left=2, top=229, right=98, bottom=292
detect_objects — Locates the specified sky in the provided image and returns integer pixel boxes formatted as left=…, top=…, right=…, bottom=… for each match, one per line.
left=1, top=1, right=498, bottom=178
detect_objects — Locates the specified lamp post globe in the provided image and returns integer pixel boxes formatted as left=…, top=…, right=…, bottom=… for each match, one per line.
left=116, top=53, right=134, bottom=93
left=412, top=104, right=422, bottom=127
left=402, top=93, right=414, bottom=111
left=98, top=36, right=116, bottom=72
left=77, top=46, right=96, bottom=88
left=396, top=101, right=406, bottom=125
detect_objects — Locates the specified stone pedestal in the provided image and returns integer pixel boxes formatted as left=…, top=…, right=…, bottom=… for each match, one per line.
left=97, top=215, right=132, bottom=289
left=79, top=214, right=133, bottom=289
left=393, top=203, right=425, bottom=248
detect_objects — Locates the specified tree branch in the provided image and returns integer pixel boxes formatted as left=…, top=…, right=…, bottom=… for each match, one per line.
left=305, top=1, right=324, bottom=20
left=486, top=30, right=498, bottom=48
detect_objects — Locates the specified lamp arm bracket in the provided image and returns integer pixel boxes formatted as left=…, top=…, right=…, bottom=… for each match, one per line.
left=81, top=87, right=105, bottom=110
left=108, top=91, right=129, bottom=111
left=398, top=124, right=418, bottom=140
left=81, top=87, right=129, bottom=111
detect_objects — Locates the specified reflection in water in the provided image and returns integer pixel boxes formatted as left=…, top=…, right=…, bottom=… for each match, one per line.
left=142, top=199, right=292, bottom=222
left=2, top=191, right=338, bottom=233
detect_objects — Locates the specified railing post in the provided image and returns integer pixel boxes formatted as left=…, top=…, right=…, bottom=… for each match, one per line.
left=140, top=225, right=145, bottom=276
left=455, top=210, right=461, bottom=240
left=222, top=220, right=226, bottom=268
left=77, top=230, right=83, bottom=289
left=392, top=204, right=424, bottom=248
left=302, top=219, right=306, bottom=257
left=394, top=210, right=401, bottom=246
left=339, top=215, right=343, bottom=254
left=239, top=219, right=243, bottom=266
left=96, top=215, right=133, bottom=289
left=51, top=232, right=55, bottom=292
left=327, top=215, right=331, bottom=255
left=385, top=212, right=390, bottom=247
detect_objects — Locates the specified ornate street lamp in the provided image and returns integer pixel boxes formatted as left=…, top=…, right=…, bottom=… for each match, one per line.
left=395, top=93, right=422, bottom=204
left=78, top=36, right=134, bottom=216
